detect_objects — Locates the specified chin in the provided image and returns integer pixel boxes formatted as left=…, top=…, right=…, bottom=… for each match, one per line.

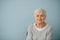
left=37, top=21, right=43, bottom=24
left=37, top=22, right=42, bottom=24
left=39, top=23, right=41, bottom=24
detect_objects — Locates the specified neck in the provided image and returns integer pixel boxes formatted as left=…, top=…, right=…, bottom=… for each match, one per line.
left=36, top=22, right=47, bottom=28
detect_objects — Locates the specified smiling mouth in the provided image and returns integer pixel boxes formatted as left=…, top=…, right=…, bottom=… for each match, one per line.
left=38, top=20, right=42, bottom=21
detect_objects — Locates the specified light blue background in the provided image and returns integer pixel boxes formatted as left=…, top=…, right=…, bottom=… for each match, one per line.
left=0, top=0, right=60, bottom=40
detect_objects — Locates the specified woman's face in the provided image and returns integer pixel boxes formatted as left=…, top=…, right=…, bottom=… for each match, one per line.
left=35, top=11, right=46, bottom=24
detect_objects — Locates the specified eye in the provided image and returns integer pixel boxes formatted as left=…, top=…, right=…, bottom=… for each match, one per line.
left=36, top=15, right=39, bottom=17
left=41, top=15, right=44, bottom=17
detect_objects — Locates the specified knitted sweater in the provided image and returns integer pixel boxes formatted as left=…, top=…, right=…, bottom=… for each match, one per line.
left=26, top=24, right=53, bottom=40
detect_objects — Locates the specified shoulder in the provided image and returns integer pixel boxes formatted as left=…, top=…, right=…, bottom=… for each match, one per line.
left=47, top=24, right=53, bottom=29
left=27, top=24, right=34, bottom=31
left=47, top=24, right=53, bottom=32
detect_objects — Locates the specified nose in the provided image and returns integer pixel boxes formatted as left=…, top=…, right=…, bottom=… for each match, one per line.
left=38, top=17, right=42, bottom=20
left=39, top=16, right=42, bottom=19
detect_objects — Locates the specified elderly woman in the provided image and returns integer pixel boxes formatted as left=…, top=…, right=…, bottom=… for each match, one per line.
left=26, top=8, right=53, bottom=40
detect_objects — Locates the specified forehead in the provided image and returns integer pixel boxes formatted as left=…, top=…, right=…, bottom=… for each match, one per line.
left=35, top=11, right=46, bottom=15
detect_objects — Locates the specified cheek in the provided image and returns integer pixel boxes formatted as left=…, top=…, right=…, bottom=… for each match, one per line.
left=42, top=17, right=46, bottom=20
left=35, top=17, right=38, bottom=20
left=42, top=17, right=44, bottom=19
left=35, top=17, right=39, bottom=21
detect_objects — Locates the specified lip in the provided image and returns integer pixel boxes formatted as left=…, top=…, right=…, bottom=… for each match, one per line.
left=38, top=20, right=42, bottom=21
left=38, top=19, right=42, bottom=21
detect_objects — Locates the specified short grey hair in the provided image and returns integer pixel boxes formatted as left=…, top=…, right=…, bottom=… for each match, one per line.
left=34, top=8, right=46, bottom=16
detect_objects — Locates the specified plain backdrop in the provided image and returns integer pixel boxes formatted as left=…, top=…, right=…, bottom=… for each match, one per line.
left=0, top=0, right=60, bottom=40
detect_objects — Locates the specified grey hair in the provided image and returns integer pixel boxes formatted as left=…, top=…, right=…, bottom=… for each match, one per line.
left=34, top=8, right=46, bottom=16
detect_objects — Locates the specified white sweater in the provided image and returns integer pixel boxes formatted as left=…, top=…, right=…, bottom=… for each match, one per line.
left=26, top=24, right=53, bottom=40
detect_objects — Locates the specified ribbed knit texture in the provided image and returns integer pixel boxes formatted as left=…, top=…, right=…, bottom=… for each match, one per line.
left=26, top=24, right=52, bottom=40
